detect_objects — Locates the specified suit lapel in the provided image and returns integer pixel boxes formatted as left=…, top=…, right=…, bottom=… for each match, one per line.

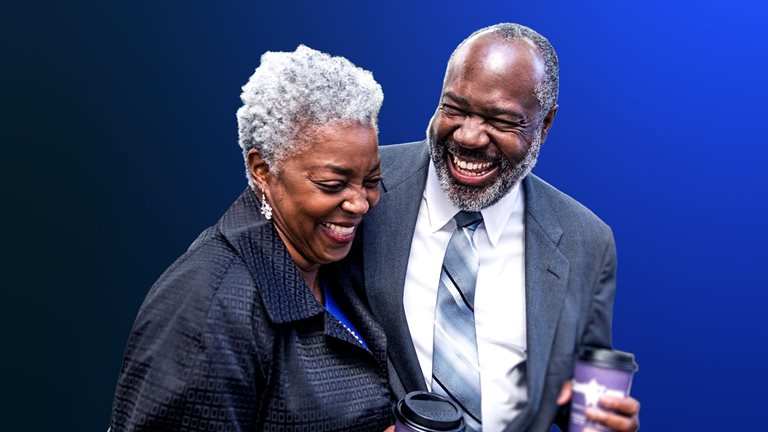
left=521, top=175, right=570, bottom=424
left=363, top=142, right=431, bottom=394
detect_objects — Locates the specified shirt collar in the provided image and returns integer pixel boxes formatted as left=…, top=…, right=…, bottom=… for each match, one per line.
left=424, top=161, right=524, bottom=246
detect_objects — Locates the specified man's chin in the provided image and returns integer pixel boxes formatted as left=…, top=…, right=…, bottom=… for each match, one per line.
left=438, top=168, right=508, bottom=211
left=428, top=134, right=535, bottom=211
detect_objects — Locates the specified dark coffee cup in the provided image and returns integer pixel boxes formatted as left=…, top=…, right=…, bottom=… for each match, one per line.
left=394, top=391, right=465, bottom=432
left=569, top=347, right=638, bottom=432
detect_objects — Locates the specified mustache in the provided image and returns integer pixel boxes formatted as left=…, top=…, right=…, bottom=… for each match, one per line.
left=440, top=139, right=503, bottom=164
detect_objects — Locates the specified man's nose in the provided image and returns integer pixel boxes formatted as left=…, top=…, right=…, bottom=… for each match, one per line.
left=452, top=115, right=490, bottom=148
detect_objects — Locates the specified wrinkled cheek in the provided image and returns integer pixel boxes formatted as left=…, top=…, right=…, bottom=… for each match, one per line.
left=501, top=140, right=532, bottom=164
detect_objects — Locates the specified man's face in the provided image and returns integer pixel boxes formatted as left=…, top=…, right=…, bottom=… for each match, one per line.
left=428, top=35, right=555, bottom=211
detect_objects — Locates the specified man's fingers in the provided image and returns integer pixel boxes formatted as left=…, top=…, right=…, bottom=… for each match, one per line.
left=586, top=409, right=639, bottom=431
left=584, top=397, right=640, bottom=431
left=557, top=384, right=640, bottom=431
left=600, top=395, right=641, bottom=416
left=556, top=380, right=572, bottom=406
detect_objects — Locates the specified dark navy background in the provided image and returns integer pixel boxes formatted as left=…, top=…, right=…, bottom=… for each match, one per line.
left=5, top=0, right=766, bottom=430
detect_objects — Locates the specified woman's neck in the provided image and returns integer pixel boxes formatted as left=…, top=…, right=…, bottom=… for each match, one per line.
left=300, top=269, right=323, bottom=304
left=271, top=225, right=323, bottom=304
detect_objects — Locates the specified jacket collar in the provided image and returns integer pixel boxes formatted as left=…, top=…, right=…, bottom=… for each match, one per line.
left=218, top=188, right=325, bottom=324
left=523, top=174, right=564, bottom=245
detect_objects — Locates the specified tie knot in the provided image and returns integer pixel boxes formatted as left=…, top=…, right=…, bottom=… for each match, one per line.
left=454, top=211, right=483, bottom=230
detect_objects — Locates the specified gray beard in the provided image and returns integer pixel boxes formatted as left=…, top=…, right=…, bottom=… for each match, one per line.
left=427, top=128, right=542, bottom=212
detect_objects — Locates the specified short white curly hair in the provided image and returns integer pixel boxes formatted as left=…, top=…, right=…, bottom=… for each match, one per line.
left=237, top=45, right=384, bottom=186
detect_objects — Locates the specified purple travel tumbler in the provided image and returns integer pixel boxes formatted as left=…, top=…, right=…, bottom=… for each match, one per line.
left=394, top=391, right=465, bottom=432
left=569, top=347, right=638, bottom=432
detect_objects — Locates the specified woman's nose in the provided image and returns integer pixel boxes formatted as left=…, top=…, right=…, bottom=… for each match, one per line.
left=341, top=188, right=370, bottom=214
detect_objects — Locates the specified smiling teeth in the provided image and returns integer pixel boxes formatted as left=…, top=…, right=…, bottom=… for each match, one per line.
left=323, top=223, right=355, bottom=235
left=452, top=155, right=493, bottom=172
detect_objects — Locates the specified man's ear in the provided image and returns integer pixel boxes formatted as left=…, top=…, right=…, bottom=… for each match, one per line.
left=539, top=104, right=558, bottom=144
left=246, top=148, right=270, bottom=189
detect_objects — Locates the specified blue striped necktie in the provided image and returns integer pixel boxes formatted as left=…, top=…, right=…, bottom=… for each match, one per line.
left=432, top=211, right=483, bottom=431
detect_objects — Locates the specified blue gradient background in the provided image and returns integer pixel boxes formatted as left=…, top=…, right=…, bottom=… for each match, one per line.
left=5, top=1, right=767, bottom=430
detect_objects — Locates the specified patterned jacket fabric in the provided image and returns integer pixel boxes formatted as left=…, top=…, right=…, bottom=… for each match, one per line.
left=110, top=188, right=393, bottom=431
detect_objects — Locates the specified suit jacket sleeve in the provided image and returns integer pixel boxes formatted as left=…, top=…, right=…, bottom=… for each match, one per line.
left=581, top=229, right=616, bottom=349
left=552, top=230, right=616, bottom=430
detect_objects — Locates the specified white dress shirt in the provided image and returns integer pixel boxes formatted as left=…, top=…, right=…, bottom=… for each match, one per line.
left=403, top=161, right=528, bottom=430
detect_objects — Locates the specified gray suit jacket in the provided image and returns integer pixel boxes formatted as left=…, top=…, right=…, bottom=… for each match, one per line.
left=351, top=141, right=616, bottom=431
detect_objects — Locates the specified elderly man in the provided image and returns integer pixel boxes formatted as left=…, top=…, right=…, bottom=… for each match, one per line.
left=349, top=23, right=640, bottom=431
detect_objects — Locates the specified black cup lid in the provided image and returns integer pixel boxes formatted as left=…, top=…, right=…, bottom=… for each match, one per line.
left=394, top=391, right=465, bottom=431
left=578, top=346, right=639, bottom=372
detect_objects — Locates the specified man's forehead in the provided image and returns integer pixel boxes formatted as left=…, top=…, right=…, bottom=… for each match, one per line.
left=440, top=35, right=545, bottom=115
left=448, top=36, right=545, bottom=83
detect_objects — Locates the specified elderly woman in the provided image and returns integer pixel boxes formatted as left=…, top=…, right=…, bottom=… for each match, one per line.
left=110, top=46, right=392, bottom=431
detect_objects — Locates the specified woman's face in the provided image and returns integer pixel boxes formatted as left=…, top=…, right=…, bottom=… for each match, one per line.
left=264, top=123, right=381, bottom=272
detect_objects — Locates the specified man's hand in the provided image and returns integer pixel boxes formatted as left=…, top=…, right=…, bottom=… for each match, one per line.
left=557, top=381, right=640, bottom=431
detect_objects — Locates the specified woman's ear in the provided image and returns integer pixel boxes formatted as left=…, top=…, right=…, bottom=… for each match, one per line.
left=246, top=148, right=270, bottom=189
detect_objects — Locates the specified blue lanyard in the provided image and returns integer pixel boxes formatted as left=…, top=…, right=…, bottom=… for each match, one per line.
left=324, top=282, right=368, bottom=350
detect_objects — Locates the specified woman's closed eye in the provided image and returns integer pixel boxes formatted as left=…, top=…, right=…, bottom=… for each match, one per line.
left=315, top=181, right=345, bottom=193
left=364, top=177, right=382, bottom=188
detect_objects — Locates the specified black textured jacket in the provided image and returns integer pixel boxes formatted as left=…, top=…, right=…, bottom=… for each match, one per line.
left=110, top=188, right=393, bottom=431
